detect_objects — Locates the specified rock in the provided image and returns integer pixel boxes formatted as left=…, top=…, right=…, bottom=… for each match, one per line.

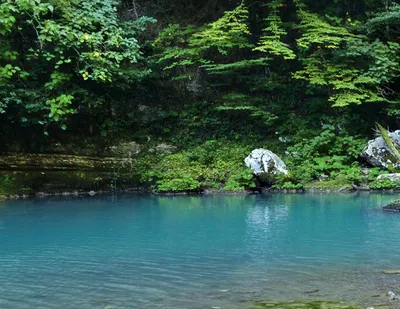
left=383, top=199, right=400, bottom=212
left=88, top=191, right=96, bottom=196
left=304, top=289, right=319, bottom=294
left=352, top=184, right=370, bottom=191
left=377, top=173, right=400, bottom=183
left=187, top=67, right=205, bottom=94
left=360, top=130, right=400, bottom=169
left=318, top=174, right=329, bottom=181
left=148, top=143, right=177, bottom=154
left=387, top=291, right=400, bottom=300
left=108, top=141, right=141, bottom=157
left=245, top=149, right=288, bottom=175
left=383, top=270, right=400, bottom=274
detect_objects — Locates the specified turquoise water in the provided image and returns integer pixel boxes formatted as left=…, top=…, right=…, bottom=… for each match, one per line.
left=1, top=194, right=400, bottom=309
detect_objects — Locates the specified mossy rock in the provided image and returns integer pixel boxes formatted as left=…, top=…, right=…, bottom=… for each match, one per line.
left=383, top=199, right=400, bottom=211
left=250, top=300, right=360, bottom=309
left=0, top=153, right=142, bottom=194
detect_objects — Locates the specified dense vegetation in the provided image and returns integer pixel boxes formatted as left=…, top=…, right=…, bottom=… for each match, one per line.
left=1, top=0, right=400, bottom=193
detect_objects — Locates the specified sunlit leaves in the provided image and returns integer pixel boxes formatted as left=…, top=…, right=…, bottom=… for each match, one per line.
left=253, top=0, right=296, bottom=60
left=154, top=3, right=252, bottom=76
left=0, top=0, right=154, bottom=128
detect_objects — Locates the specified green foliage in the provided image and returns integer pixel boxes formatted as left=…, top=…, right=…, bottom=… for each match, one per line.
left=370, top=179, right=400, bottom=189
left=141, top=141, right=255, bottom=192
left=292, top=3, right=398, bottom=108
left=190, top=2, right=252, bottom=54
left=367, top=167, right=387, bottom=181
left=216, top=93, right=278, bottom=125
left=0, top=0, right=154, bottom=130
left=154, top=2, right=252, bottom=76
left=376, top=123, right=400, bottom=161
left=0, top=174, right=16, bottom=195
left=1, top=0, right=400, bottom=197
left=293, top=54, right=383, bottom=107
left=285, top=125, right=366, bottom=183
left=363, top=4, right=400, bottom=40
left=272, top=182, right=304, bottom=190
left=296, top=6, right=355, bottom=50
left=253, top=0, right=295, bottom=60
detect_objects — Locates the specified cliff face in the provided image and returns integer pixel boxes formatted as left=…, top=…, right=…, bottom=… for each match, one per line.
left=0, top=153, right=141, bottom=195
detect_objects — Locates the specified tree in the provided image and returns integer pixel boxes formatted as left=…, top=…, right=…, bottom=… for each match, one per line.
left=0, top=0, right=154, bottom=136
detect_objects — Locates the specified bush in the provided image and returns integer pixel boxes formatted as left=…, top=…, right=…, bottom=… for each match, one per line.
left=370, top=179, right=400, bottom=189
left=141, top=141, right=256, bottom=192
left=284, top=125, right=366, bottom=183
left=272, top=182, right=304, bottom=190
left=0, top=174, right=16, bottom=195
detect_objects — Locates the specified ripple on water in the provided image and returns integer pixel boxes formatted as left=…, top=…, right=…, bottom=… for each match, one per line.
left=0, top=194, right=400, bottom=309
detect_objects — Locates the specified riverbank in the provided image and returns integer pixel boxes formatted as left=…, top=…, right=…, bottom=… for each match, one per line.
left=2, top=185, right=400, bottom=201
left=1, top=149, right=398, bottom=199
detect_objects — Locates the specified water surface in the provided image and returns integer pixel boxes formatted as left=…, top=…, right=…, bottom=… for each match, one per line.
left=0, top=194, right=400, bottom=309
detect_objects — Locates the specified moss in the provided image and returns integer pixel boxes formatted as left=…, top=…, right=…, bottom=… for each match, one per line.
left=305, top=180, right=353, bottom=190
left=250, top=300, right=360, bottom=309
left=0, top=153, right=143, bottom=195
left=376, top=123, right=400, bottom=161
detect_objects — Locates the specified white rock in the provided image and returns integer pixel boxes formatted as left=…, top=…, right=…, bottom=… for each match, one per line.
left=377, top=173, right=400, bottom=182
left=360, top=130, right=400, bottom=169
left=245, top=149, right=288, bottom=175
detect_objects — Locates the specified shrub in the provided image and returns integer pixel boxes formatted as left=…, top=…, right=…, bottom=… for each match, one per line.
left=370, top=179, right=400, bottom=189
left=142, top=141, right=256, bottom=192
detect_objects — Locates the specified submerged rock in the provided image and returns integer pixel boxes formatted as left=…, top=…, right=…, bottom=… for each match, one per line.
left=382, top=270, right=400, bottom=274
left=245, top=149, right=288, bottom=175
left=251, top=300, right=360, bottom=309
left=387, top=291, right=400, bottom=301
left=360, top=130, right=400, bottom=169
left=383, top=199, right=400, bottom=212
left=304, top=289, right=319, bottom=294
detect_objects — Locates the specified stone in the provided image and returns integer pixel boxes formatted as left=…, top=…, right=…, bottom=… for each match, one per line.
left=377, top=173, right=400, bottom=183
left=387, top=291, right=400, bottom=300
left=148, top=143, right=177, bottom=154
left=108, top=141, right=141, bottom=157
left=304, top=289, right=319, bottom=294
left=187, top=67, right=205, bottom=94
left=318, top=174, right=329, bottom=181
left=360, top=130, right=400, bottom=169
left=382, top=270, right=400, bottom=274
left=383, top=199, right=400, bottom=212
left=245, top=149, right=288, bottom=175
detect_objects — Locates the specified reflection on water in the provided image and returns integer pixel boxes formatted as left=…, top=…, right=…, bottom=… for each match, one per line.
left=0, top=193, right=400, bottom=309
